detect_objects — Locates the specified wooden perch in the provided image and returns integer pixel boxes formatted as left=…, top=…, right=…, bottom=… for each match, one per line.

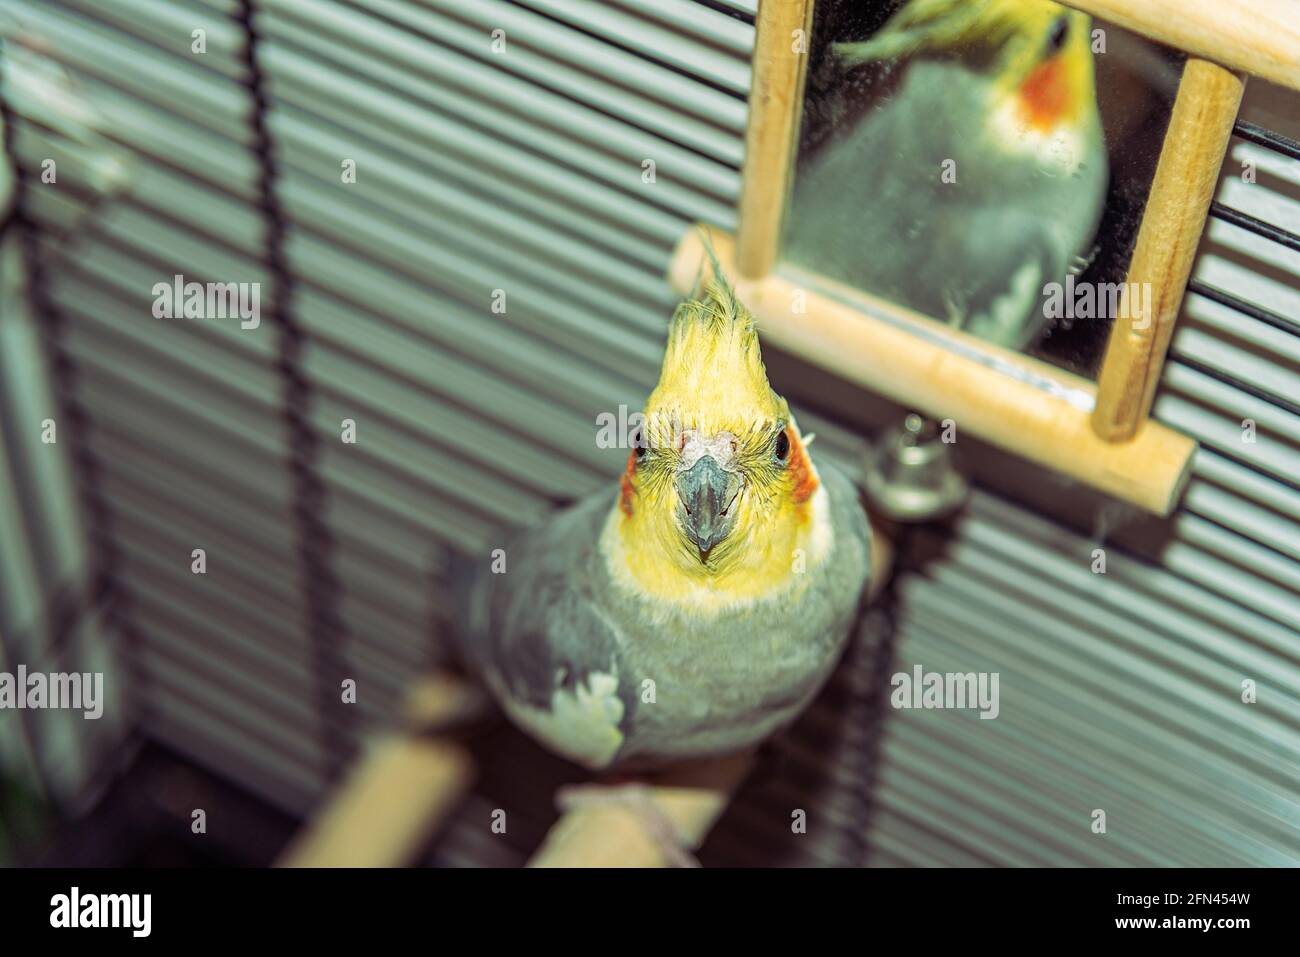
left=528, top=752, right=754, bottom=868
left=276, top=672, right=485, bottom=868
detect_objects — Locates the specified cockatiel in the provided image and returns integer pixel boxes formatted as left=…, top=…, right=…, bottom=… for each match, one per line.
left=784, top=0, right=1107, bottom=350
left=456, top=249, right=872, bottom=771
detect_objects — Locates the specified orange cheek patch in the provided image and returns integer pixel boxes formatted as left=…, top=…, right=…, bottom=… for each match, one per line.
left=620, top=449, right=637, bottom=517
left=786, top=428, right=818, bottom=505
left=1018, top=57, right=1069, bottom=131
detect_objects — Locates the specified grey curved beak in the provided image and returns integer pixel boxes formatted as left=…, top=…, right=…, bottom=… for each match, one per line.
left=676, top=455, right=742, bottom=557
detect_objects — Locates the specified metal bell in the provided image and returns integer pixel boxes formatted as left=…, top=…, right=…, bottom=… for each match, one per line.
left=863, top=413, right=969, bottom=521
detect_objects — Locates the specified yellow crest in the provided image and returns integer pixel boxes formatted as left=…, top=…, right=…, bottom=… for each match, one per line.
left=644, top=242, right=789, bottom=442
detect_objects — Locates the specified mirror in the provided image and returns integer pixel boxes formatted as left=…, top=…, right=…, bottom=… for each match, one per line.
left=779, top=0, right=1186, bottom=379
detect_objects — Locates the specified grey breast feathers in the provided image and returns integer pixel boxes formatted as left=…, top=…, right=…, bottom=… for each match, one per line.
left=455, top=490, right=637, bottom=768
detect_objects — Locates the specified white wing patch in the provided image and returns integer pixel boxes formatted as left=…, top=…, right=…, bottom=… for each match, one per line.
left=489, top=668, right=625, bottom=769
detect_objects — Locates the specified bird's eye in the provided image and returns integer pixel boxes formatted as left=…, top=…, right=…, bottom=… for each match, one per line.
left=1047, top=15, right=1069, bottom=54
left=633, top=430, right=647, bottom=459
left=774, top=430, right=791, bottom=463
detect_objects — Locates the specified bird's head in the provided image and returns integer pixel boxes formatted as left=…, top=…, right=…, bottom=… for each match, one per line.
left=835, top=0, right=1097, bottom=136
left=612, top=248, right=822, bottom=597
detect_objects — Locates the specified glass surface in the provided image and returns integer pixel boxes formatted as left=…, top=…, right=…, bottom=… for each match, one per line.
left=781, top=0, right=1186, bottom=378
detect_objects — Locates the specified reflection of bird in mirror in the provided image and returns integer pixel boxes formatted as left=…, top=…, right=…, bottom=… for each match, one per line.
left=452, top=240, right=873, bottom=773
left=785, top=0, right=1108, bottom=351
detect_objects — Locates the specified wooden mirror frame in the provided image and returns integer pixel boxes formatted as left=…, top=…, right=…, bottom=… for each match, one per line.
left=668, top=0, right=1299, bottom=515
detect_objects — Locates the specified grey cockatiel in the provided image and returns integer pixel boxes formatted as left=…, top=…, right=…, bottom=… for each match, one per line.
left=456, top=252, right=872, bottom=771
left=784, top=0, right=1107, bottom=350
